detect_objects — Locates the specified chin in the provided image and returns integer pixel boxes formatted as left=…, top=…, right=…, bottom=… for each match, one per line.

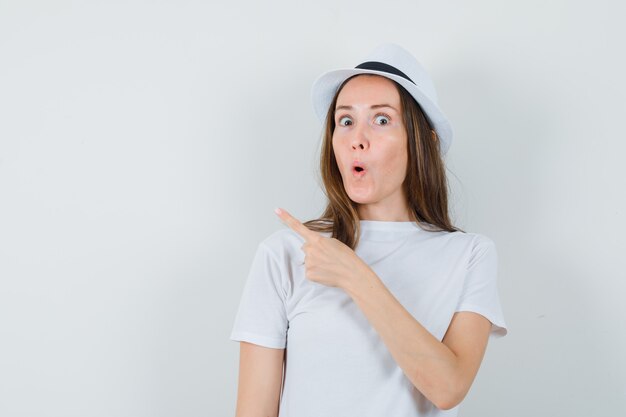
left=346, top=192, right=374, bottom=205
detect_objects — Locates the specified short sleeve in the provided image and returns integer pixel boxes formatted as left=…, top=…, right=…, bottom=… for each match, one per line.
left=455, top=235, right=508, bottom=338
left=229, top=242, right=288, bottom=349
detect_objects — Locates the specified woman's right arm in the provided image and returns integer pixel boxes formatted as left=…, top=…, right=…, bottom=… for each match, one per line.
left=234, top=341, right=285, bottom=417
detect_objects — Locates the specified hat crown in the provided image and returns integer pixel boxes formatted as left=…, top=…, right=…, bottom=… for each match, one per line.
left=362, top=43, right=439, bottom=105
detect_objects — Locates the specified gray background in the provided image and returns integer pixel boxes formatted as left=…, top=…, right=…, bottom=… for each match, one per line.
left=1, top=0, right=625, bottom=416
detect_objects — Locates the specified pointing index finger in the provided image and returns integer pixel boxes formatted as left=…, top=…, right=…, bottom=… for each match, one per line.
left=274, top=207, right=319, bottom=241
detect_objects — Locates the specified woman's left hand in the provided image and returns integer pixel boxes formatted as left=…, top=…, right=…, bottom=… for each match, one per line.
left=274, top=207, right=371, bottom=289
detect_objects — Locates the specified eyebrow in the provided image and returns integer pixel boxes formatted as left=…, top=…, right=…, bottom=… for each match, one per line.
left=335, top=104, right=399, bottom=113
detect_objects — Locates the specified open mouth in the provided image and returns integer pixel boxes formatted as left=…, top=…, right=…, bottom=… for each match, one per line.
left=352, top=165, right=366, bottom=176
left=352, top=160, right=367, bottom=176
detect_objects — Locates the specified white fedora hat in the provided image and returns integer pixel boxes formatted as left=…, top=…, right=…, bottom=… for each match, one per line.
left=311, top=43, right=453, bottom=155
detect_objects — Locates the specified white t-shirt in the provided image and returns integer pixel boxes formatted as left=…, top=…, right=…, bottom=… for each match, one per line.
left=230, top=220, right=507, bottom=417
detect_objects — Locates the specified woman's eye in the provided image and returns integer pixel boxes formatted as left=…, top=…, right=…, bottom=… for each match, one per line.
left=375, top=115, right=390, bottom=125
left=338, top=116, right=353, bottom=126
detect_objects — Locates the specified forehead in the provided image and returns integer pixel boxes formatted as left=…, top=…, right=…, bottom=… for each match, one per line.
left=335, top=75, right=400, bottom=107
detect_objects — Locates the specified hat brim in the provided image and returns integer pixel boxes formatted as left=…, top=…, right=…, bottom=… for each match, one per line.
left=311, top=68, right=453, bottom=155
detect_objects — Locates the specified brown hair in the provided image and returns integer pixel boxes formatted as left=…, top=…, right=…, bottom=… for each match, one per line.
left=303, top=75, right=464, bottom=249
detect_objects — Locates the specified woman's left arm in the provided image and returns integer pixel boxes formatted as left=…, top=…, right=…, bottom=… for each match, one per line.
left=343, top=270, right=491, bottom=411
left=274, top=208, right=493, bottom=410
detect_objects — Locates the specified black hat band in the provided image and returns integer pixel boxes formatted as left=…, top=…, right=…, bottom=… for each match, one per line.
left=355, top=61, right=414, bottom=85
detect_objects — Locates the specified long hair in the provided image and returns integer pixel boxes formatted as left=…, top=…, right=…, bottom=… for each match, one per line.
left=303, top=75, right=463, bottom=249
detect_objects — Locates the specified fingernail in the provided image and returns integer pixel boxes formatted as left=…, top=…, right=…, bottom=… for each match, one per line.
left=274, top=207, right=282, bottom=215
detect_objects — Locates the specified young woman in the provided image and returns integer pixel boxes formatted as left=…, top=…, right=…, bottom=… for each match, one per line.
left=230, top=43, right=507, bottom=417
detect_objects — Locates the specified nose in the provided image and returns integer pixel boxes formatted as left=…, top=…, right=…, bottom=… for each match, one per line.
left=350, top=123, right=370, bottom=150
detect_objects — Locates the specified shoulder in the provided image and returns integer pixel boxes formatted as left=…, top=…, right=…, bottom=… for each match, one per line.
left=425, top=227, right=495, bottom=248
left=458, top=232, right=498, bottom=269
left=445, top=229, right=495, bottom=247
left=465, top=232, right=497, bottom=254
left=256, top=228, right=305, bottom=261
left=428, top=230, right=497, bottom=264
left=464, top=232, right=496, bottom=249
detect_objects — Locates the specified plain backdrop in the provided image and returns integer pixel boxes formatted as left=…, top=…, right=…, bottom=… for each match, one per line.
left=1, top=1, right=625, bottom=416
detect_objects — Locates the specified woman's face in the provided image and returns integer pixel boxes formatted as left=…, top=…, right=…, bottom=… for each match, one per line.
left=332, top=75, right=408, bottom=215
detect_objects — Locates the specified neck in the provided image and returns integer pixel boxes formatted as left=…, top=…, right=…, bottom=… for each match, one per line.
left=357, top=204, right=413, bottom=222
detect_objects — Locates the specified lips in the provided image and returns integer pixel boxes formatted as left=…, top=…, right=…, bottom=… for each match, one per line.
left=352, top=160, right=367, bottom=177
